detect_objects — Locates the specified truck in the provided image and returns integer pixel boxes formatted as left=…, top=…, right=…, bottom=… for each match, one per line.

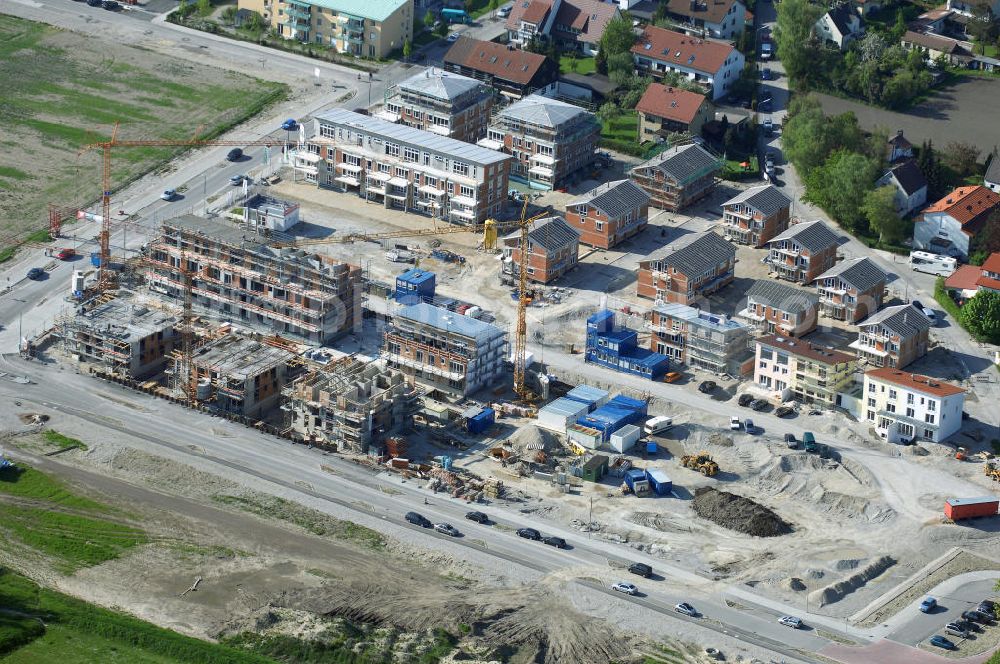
left=386, top=249, right=416, bottom=263
left=440, top=7, right=470, bottom=23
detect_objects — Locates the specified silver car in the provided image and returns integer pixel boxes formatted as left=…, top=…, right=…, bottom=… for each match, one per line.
left=611, top=582, right=637, bottom=595
left=434, top=522, right=460, bottom=537
left=778, top=615, right=802, bottom=628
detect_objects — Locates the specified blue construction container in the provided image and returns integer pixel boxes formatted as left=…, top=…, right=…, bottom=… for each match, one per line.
left=645, top=469, right=673, bottom=496
left=607, top=395, right=648, bottom=418
left=585, top=309, right=670, bottom=381
left=646, top=441, right=658, bottom=455
left=564, top=385, right=610, bottom=412
left=395, top=268, right=436, bottom=303
left=577, top=403, right=643, bottom=442
left=624, top=468, right=648, bottom=492
left=465, top=407, right=495, bottom=434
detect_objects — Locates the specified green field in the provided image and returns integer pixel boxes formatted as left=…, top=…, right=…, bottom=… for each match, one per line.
left=0, top=14, right=286, bottom=258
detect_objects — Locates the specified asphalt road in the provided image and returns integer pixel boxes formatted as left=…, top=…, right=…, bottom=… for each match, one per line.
left=888, top=577, right=998, bottom=647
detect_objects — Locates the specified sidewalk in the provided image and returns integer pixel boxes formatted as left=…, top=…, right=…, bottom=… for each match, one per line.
left=821, top=638, right=995, bottom=664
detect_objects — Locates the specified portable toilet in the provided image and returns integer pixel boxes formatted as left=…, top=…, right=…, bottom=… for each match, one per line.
left=646, top=440, right=658, bottom=455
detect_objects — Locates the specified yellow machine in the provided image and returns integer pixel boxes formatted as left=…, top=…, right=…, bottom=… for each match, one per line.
left=681, top=452, right=719, bottom=477
left=985, top=461, right=1000, bottom=482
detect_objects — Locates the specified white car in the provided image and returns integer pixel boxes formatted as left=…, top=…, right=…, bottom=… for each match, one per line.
left=778, top=615, right=802, bottom=628
left=675, top=602, right=698, bottom=617
left=730, top=416, right=741, bottom=431
left=497, top=5, right=511, bottom=17
left=611, top=582, right=638, bottom=595
left=447, top=32, right=461, bottom=42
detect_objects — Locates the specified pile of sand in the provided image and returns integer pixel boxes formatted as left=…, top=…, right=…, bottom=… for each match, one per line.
left=692, top=487, right=792, bottom=537
left=507, top=425, right=554, bottom=453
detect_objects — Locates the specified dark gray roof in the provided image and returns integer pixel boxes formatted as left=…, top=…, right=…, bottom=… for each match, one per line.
left=815, top=257, right=888, bottom=293
left=505, top=216, right=580, bottom=250
left=632, top=143, right=720, bottom=185
left=986, top=154, right=1000, bottom=185
left=826, top=3, right=858, bottom=35
left=768, top=220, right=840, bottom=253
left=722, top=184, right=791, bottom=218
left=569, top=179, right=651, bottom=218
left=886, top=160, right=927, bottom=197
left=857, top=303, right=932, bottom=337
left=646, top=231, right=735, bottom=276
left=746, top=280, right=818, bottom=313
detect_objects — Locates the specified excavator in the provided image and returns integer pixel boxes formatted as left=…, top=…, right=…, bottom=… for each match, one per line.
left=680, top=452, right=719, bottom=477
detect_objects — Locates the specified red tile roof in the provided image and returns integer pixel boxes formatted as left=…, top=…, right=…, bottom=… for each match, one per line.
left=551, top=0, right=618, bottom=44
left=923, top=185, right=1000, bottom=235
left=981, top=252, right=1000, bottom=274
left=945, top=264, right=982, bottom=291
left=635, top=83, right=708, bottom=125
left=506, top=0, right=553, bottom=28
left=758, top=334, right=854, bottom=366
left=977, top=276, right=1000, bottom=291
left=631, top=26, right=737, bottom=75
left=444, top=38, right=552, bottom=86
left=865, top=367, right=965, bottom=398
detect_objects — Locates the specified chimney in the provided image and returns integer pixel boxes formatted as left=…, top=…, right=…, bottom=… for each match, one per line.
left=896, top=129, right=903, bottom=137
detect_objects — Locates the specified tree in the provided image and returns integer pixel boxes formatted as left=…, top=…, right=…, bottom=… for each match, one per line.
left=403, top=39, right=411, bottom=61
left=858, top=32, right=886, bottom=63
left=221, top=6, right=237, bottom=23
left=863, top=186, right=907, bottom=245
left=607, top=52, right=635, bottom=83
left=595, top=48, right=608, bottom=75
left=774, top=0, right=823, bottom=82
left=423, top=9, right=435, bottom=30
left=944, top=141, right=981, bottom=178
left=891, top=8, right=908, bottom=42
left=807, top=149, right=879, bottom=231
left=969, top=209, right=1000, bottom=264
left=435, top=19, right=449, bottom=37
left=245, top=10, right=264, bottom=32
left=918, top=140, right=945, bottom=198
left=967, top=5, right=999, bottom=54
left=489, top=0, right=500, bottom=17
left=960, top=290, right=1000, bottom=343
left=196, top=0, right=211, bottom=16
left=653, top=2, right=668, bottom=23
left=597, top=101, right=619, bottom=124
left=599, top=14, right=636, bottom=57
left=464, top=0, right=474, bottom=14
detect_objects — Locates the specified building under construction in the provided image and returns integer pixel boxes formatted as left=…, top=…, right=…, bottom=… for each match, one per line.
left=184, top=333, right=295, bottom=419
left=282, top=359, right=422, bottom=452
left=55, top=293, right=178, bottom=379
left=145, top=215, right=361, bottom=344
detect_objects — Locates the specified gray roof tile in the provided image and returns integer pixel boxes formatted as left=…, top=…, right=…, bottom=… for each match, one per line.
left=722, top=184, right=791, bottom=218
left=857, top=303, right=932, bottom=337
left=504, top=216, right=580, bottom=250
left=767, top=220, right=840, bottom=253
left=498, top=94, right=592, bottom=128
left=745, top=280, right=818, bottom=313
left=646, top=230, right=735, bottom=276
left=569, top=179, right=650, bottom=218
left=985, top=154, right=1000, bottom=185
left=396, top=68, right=486, bottom=102
left=632, top=143, right=721, bottom=184
left=814, top=257, right=888, bottom=293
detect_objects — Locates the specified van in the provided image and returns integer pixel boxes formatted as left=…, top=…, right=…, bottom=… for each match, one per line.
left=644, top=416, right=673, bottom=436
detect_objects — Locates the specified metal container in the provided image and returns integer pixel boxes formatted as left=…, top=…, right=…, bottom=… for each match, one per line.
left=609, top=424, right=641, bottom=453
left=944, top=496, right=998, bottom=520
left=645, top=468, right=672, bottom=496
left=536, top=398, right=589, bottom=433
left=564, top=385, right=610, bottom=412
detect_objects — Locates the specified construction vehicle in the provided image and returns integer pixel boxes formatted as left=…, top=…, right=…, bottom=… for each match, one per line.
left=985, top=461, right=1000, bottom=482
left=956, top=447, right=968, bottom=461
left=681, top=452, right=719, bottom=477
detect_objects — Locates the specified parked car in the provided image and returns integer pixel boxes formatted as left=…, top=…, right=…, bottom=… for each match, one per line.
left=761, top=67, right=773, bottom=80
left=230, top=174, right=246, bottom=186
left=775, top=406, right=794, bottom=418
left=85, top=0, right=101, bottom=5
left=465, top=511, right=489, bottom=524
left=763, top=118, right=773, bottom=135
left=26, top=267, right=44, bottom=280
left=645, top=416, right=673, bottom=436
left=543, top=536, right=567, bottom=549
left=55, top=248, right=76, bottom=261
left=922, top=308, right=937, bottom=324
left=102, top=0, right=120, bottom=9
left=612, top=582, right=637, bottom=595
left=447, top=32, right=461, bottom=42
left=628, top=562, right=653, bottom=578
left=944, top=622, right=968, bottom=638
left=434, top=522, right=460, bottom=537
left=161, top=189, right=178, bottom=201
left=497, top=5, right=511, bottom=17
left=963, top=609, right=993, bottom=624
left=730, top=416, right=741, bottom=431
left=744, top=419, right=758, bottom=434
left=977, top=599, right=997, bottom=615
left=738, top=394, right=754, bottom=407
left=751, top=399, right=768, bottom=411
left=226, top=148, right=243, bottom=162
left=698, top=380, right=716, bottom=394
left=778, top=616, right=802, bottom=628
left=784, top=433, right=798, bottom=449
left=912, top=299, right=924, bottom=310
left=516, top=527, right=542, bottom=541
left=280, top=118, right=298, bottom=131
left=920, top=597, right=938, bottom=613
left=405, top=511, right=431, bottom=527
left=760, top=42, right=773, bottom=59
left=663, top=371, right=682, bottom=383
left=674, top=602, right=698, bottom=617
left=929, top=635, right=955, bottom=650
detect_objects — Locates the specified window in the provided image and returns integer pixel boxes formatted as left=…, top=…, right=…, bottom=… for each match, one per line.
left=760, top=348, right=773, bottom=361
left=925, top=413, right=935, bottom=424
left=403, top=147, right=419, bottom=162
left=460, top=185, right=474, bottom=197
left=386, top=143, right=400, bottom=157
left=394, top=167, right=408, bottom=177
left=867, top=410, right=875, bottom=421
left=867, top=398, right=876, bottom=407
left=781, top=312, right=789, bottom=321
left=888, top=389, right=897, bottom=400
left=759, top=360, right=768, bottom=369
left=425, top=175, right=437, bottom=187
left=924, top=428, right=935, bottom=439
left=454, top=162, right=469, bottom=176
left=927, top=400, right=936, bottom=411
left=596, top=221, right=604, bottom=231
left=907, top=393, right=914, bottom=404
left=886, top=403, right=896, bottom=413
left=906, top=407, right=914, bottom=417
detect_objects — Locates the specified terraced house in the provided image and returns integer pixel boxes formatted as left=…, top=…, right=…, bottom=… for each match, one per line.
left=737, top=280, right=819, bottom=338
left=753, top=334, right=857, bottom=408
left=764, top=220, right=840, bottom=284
left=720, top=184, right=792, bottom=248
left=299, top=109, right=510, bottom=224
left=636, top=231, right=736, bottom=304
left=813, top=257, right=888, bottom=323
left=239, top=0, right=412, bottom=58
left=501, top=216, right=580, bottom=284
left=481, top=95, right=600, bottom=190
left=565, top=179, right=651, bottom=249
left=647, top=302, right=754, bottom=375
left=850, top=303, right=932, bottom=369
left=630, top=143, right=721, bottom=212
left=379, top=69, right=493, bottom=143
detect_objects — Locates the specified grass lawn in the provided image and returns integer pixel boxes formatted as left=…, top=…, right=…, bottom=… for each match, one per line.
left=722, top=156, right=759, bottom=179
left=0, top=569, right=277, bottom=663
left=559, top=54, right=596, bottom=75
left=0, top=14, right=286, bottom=260
left=42, top=430, right=88, bottom=451
left=601, top=110, right=638, bottom=142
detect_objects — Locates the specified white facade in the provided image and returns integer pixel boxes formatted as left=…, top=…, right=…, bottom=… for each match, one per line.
left=875, top=170, right=927, bottom=216
left=913, top=210, right=973, bottom=259
left=863, top=370, right=965, bottom=443
left=633, top=47, right=745, bottom=101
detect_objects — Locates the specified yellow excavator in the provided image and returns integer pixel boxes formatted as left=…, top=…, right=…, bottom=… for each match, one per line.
left=681, top=452, right=719, bottom=477
left=984, top=461, right=1000, bottom=482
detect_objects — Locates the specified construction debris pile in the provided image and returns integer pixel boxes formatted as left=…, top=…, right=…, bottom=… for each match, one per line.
left=692, top=487, right=792, bottom=537
left=426, top=468, right=504, bottom=501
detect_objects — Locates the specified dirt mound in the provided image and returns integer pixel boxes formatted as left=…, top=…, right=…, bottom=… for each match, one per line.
left=784, top=577, right=807, bottom=591
left=809, top=555, right=895, bottom=607
left=692, top=488, right=792, bottom=537
left=706, top=432, right=734, bottom=447
left=506, top=425, right=554, bottom=453
left=17, top=413, right=49, bottom=425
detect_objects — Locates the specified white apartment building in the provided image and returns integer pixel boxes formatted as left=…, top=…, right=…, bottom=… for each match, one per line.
left=863, top=367, right=965, bottom=443
left=630, top=25, right=745, bottom=100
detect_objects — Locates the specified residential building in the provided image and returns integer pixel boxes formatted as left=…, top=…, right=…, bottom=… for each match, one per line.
left=444, top=37, right=559, bottom=99
left=720, top=184, right=792, bottom=247
left=913, top=185, right=1000, bottom=259
left=850, top=303, right=932, bottom=369
left=631, top=26, right=746, bottom=100
left=379, top=69, right=493, bottom=143
left=636, top=230, right=736, bottom=303
left=481, top=94, right=600, bottom=190
left=505, top=0, right=557, bottom=48
left=282, top=358, right=422, bottom=453
left=238, top=0, right=412, bottom=59
left=630, top=143, right=721, bottom=211
left=187, top=333, right=294, bottom=419
left=647, top=302, right=754, bottom=375
left=659, top=0, right=747, bottom=39
left=863, top=367, right=965, bottom=443
left=585, top=309, right=671, bottom=380
left=565, top=179, right=651, bottom=249
left=300, top=109, right=511, bottom=224
left=978, top=253, right=1000, bottom=292
left=985, top=155, right=1000, bottom=193
left=901, top=31, right=974, bottom=67
left=551, top=0, right=619, bottom=54
left=764, top=220, right=841, bottom=284
left=944, top=253, right=1000, bottom=299
left=854, top=0, right=885, bottom=17
left=754, top=334, right=857, bottom=407
left=501, top=216, right=580, bottom=284
left=382, top=302, right=507, bottom=397
left=146, top=215, right=361, bottom=344
left=886, top=129, right=914, bottom=163
left=737, top=280, right=819, bottom=338
left=635, top=84, right=712, bottom=142
left=55, top=295, right=177, bottom=379
left=947, top=0, right=1000, bottom=18
left=813, top=257, right=888, bottom=323
left=875, top=160, right=928, bottom=216
left=814, top=3, right=863, bottom=50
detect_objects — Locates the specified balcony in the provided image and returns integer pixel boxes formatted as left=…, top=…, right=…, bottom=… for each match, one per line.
left=284, top=6, right=311, bottom=19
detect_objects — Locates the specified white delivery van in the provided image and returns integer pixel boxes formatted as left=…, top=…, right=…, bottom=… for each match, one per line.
left=644, top=416, right=673, bottom=436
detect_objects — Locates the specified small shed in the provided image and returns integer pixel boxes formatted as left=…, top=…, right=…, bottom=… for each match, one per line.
left=582, top=454, right=610, bottom=482
left=568, top=423, right=603, bottom=450
left=395, top=268, right=436, bottom=303
left=944, top=496, right=998, bottom=520
left=536, top=397, right=590, bottom=433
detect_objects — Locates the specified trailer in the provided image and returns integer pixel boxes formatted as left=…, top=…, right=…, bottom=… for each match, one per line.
left=945, top=496, right=998, bottom=520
